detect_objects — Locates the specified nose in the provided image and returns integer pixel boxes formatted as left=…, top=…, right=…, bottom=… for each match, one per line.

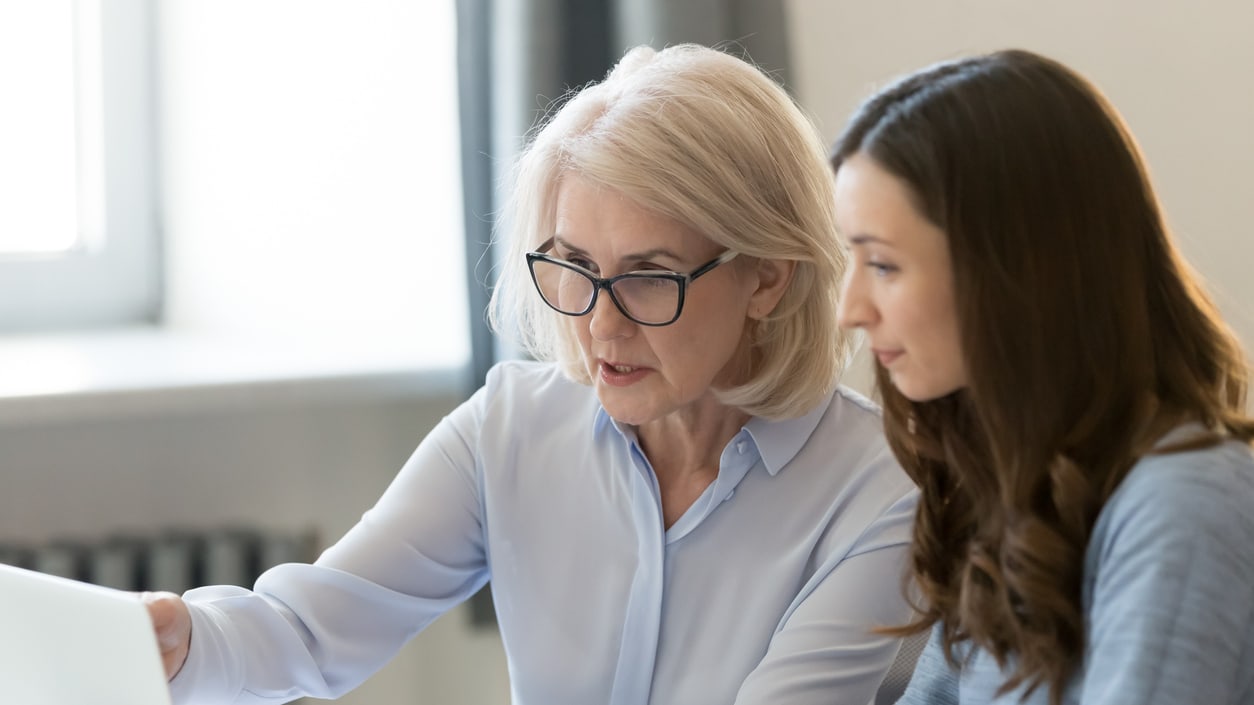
left=587, top=288, right=636, bottom=341
left=836, top=267, right=876, bottom=330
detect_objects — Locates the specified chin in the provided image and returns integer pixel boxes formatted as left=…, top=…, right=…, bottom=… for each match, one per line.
left=594, top=392, right=651, bottom=426
left=890, top=374, right=963, bottom=403
left=894, top=386, right=935, bottom=403
left=603, top=407, right=657, bottom=427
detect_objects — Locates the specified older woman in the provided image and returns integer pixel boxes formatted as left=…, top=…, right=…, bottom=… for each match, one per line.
left=146, top=44, right=916, bottom=705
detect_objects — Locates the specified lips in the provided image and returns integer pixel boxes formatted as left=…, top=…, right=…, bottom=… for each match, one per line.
left=873, top=349, right=903, bottom=367
left=598, top=359, right=651, bottom=386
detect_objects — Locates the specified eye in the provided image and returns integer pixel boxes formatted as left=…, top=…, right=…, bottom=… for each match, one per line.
left=563, top=255, right=596, bottom=272
left=868, top=260, right=899, bottom=277
left=634, top=275, right=674, bottom=289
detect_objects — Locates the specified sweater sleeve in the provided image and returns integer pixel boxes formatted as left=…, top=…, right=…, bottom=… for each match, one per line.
left=894, top=622, right=960, bottom=705
left=1078, top=442, right=1254, bottom=705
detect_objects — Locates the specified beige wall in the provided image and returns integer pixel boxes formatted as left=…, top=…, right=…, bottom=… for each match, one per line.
left=788, top=0, right=1254, bottom=405
left=0, top=382, right=510, bottom=705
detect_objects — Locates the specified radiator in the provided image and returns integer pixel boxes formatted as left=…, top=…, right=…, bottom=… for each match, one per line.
left=0, top=527, right=318, bottom=593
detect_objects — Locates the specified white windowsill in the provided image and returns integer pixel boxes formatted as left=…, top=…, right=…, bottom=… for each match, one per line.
left=0, top=326, right=471, bottom=426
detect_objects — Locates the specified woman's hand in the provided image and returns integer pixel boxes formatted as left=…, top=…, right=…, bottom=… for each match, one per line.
left=140, top=591, right=192, bottom=680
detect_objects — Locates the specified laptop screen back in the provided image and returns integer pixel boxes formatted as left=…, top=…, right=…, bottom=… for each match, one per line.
left=0, top=562, right=172, bottom=705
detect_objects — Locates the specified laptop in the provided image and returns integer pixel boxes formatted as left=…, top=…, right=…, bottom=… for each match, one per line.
left=0, top=561, right=173, bottom=705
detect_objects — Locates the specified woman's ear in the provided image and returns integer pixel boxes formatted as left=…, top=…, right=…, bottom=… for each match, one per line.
left=747, top=257, right=796, bottom=320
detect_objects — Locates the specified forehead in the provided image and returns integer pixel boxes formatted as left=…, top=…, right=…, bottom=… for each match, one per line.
left=552, top=177, right=712, bottom=256
left=834, top=154, right=942, bottom=248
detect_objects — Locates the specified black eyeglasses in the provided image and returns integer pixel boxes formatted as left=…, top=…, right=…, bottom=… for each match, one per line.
left=526, top=238, right=740, bottom=326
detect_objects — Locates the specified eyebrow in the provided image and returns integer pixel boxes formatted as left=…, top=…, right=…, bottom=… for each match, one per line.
left=846, top=234, right=895, bottom=248
left=552, top=235, right=686, bottom=265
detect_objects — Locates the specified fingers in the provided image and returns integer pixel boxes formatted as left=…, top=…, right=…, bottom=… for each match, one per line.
left=138, top=591, right=192, bottom=681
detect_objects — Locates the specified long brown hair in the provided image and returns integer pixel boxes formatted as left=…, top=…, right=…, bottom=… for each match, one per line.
left=830, top=49, right=1254, bottom=703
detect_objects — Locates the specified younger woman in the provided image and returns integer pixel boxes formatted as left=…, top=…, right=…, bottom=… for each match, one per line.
left=833, top=49, right=1254, bottom=704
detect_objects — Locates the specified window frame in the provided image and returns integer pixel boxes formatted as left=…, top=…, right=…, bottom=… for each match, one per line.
left=0, top=0, right=160, bottom=333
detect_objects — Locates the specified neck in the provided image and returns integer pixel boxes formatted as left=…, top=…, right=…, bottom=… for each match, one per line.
left=636, top=396, right=750, bottom=528
left=637, top=398, right=749, bottom=470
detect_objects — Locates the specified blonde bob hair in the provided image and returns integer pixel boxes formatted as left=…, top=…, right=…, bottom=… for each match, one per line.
left=489, top=44, right=849, bottom=419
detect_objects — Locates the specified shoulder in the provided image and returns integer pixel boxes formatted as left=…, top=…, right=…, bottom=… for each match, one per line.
left=748, top=383, right=896, bottom=483
left=831, top=384, right=883, bottom=420
left=450, top=360, right=601, bottom=456
left=814, top=385, right=895, bottom=466
left=460, top=359, right=598, bottom=427
left=483, top=358, right=567, bottom=387
left=482, top=359, right=587, bottom=402
left=1102, top=434, right=1254, bottom=528
left=1090, top=432, right=1254, bottom=569
left=832, top=378, right=882, bottom=416
left=791, top=385, right=915, bottom=512
left=821, top=383, right=886, bottom=435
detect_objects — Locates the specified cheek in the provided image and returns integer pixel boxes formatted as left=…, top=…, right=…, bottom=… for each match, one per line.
left=917, top=297, right=962, bottom=367
left=658, top=312, right=747, bottom=373
left=879, top=286, right=924, bottom=332
left=881, top=284, right=951, bottom=346
left=677, top=286, right=749, bottom=341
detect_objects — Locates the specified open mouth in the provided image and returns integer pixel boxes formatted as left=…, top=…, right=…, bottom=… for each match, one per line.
left=599, top=360, right=649, bottom=385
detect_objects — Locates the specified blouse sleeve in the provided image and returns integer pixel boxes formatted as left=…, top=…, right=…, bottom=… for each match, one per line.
left=168, top=378, right=495, bottom=704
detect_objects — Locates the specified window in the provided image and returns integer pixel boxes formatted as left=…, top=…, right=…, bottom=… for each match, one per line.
left=2, top=1, right=468, bottom=376
left=156, top=1, right=468, bottom=368
left=0, top=0, right=160, bottom=333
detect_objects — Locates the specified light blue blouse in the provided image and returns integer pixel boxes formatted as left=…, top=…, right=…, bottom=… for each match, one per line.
left=169, top=360, right=918, bottom=705
left=897, top=427, right=1254, bottom=705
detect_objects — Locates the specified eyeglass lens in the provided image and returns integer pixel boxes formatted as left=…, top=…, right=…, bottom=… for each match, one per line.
left=530, top=259, right=681, bottom=325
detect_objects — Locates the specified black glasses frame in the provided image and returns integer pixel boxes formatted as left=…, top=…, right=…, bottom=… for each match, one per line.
left=525, top=238, right=740, bottom=326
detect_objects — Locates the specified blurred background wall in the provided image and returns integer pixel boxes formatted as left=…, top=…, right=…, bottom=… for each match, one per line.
left=788, top=0, right=1254, bottom=401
